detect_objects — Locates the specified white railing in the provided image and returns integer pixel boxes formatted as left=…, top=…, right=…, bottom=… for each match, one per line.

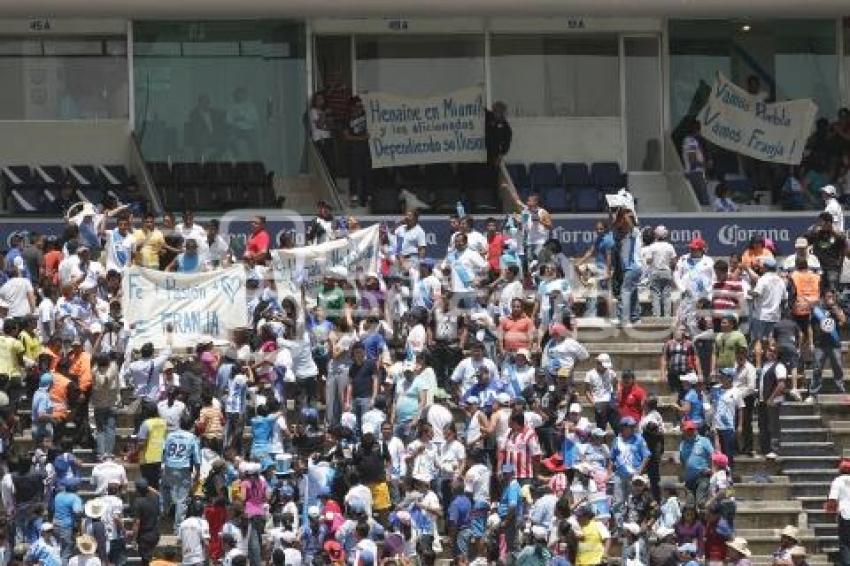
left=663, top=133, right=701, bottom=212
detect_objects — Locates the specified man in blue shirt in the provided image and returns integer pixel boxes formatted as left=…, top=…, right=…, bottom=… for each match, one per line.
left=462, top=367, right=509, bottom=411
left=52, top=480, right=83, bottom=562
left=31, top=372, right=54, bottom=444
left=679, top=419, right=715, bottom=508
left=249, top=404, right=278, bottom=460
left=161, top=415, right=201, bottom=533
left=447, top=482, right=472, bottom=556
left=498, top=463, right=522, bottom=553
left=609, top=416, right=650, bottom=526
left=615, top=216, right=643, bottom=327
left=25, top=523, right=61, bottom=566
left=677, top=372, right=705, bottom=428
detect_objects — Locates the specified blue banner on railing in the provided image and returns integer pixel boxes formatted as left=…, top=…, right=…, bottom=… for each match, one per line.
left=0, top=211, right=828, bottom=259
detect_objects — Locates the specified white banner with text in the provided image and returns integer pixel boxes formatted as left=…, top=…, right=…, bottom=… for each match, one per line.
left=699, top=72, right=817, bottom=165
left=363, top=86, right=486, bottom=168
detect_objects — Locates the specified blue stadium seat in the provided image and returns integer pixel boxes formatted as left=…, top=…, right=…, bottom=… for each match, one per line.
left=574, top=185, right=601, bottom=213
left=591, top=161, right=625, bottom=188
left=2, top=165, right=33, bottom=190
left=542, top=186, right=570, bottom=213
left=529, top=162, right=560, bottom=189
left=68, top=164, right=97, bottom=187
left=9, top=187, right=43, bottom=213
left=562, top=162, right=591, bottom=186
left=724, top=176, right=754, bottom=203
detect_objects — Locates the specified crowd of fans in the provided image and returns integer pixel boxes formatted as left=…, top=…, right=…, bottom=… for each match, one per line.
left=0, top=184, right=843, bottom=566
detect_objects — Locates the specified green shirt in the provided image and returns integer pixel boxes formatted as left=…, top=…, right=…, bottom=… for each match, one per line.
left=714, top=330, right=747, bottom=368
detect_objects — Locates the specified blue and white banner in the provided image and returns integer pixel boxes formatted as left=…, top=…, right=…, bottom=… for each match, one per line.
left=362, top=86, right=486, bottom=168
left=122, top=265, right=248, bottom=349
left=699, top=72, right=817, bottom=165
left=269, top=224, right=380, bottom=295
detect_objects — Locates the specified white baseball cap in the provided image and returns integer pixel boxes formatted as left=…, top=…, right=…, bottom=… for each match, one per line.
left=596, top=353, right=612, bottom=369
left=821, top=184, right=838, bottom=196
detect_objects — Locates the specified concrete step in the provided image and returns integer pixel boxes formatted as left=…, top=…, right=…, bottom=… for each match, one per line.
left=780, top=455, right=840, bottom=471
left=779, top=415, right=825, bottom=431
left=786, top=470, right=841, bottom=485
left=797, top=495, right=830, bottom=511
left=779, top=428, right=832, bottom=443
left=779, top=402, right=821, bottom=417
left=779, top=441, right=838, bottom=457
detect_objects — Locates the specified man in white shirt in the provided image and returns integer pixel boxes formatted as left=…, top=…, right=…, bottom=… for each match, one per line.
left=461, top=217, right=488, bottom=256
left=750, top=258, right=788, bottom=366
left=827, top=458, right=850, bottom=562
left=178, top=504, right=210, bottom=566
left=822, top=184, right=845, bottom=235
left=782, top=237, right=822, bottom=273
left=393, top=211, right=428, bottom=262
left=444, top=233, right=488, bottom=308
left=90, top=454, right=128, bottom=495
left=496, top=265, right=524, bottom=318
left=643, top=225, right=678, bottom=317
left=583, top=353, right=617, bottom=432
left=450, top=342, right=499, bottom=394
left=0, top=266, right=35, bottom=318
left=103, top=213, right=135, bottom=273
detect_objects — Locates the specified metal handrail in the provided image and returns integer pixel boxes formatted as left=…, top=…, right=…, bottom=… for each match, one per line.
left=129, top=133, right=164, bottom=214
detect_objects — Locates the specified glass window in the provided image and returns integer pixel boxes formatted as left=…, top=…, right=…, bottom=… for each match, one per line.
left=0, top=36, right=128, bottom=120
left=133, top=20, right=307, bottom=178
left=355, top=34, right=484, bottom=96
left=490, top=34, right=620, bottom=117
left=669, top=19, right=838, bottom=128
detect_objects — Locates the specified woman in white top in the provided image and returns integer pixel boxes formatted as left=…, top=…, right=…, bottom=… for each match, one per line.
left=464, top=398, right=488, bottom=451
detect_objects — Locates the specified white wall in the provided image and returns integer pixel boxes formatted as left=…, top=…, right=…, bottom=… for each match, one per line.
left=0, top=119, right=130, bottom=165
left=505, top=116, right=622, bottom=165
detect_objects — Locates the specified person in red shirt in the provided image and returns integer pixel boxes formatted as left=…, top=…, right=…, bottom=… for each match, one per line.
left=243, top=215, right=270, bottom=262
left=485, top=217, right=508, bottom=278
left=499, top=298, right=535, bottom=354
left=617, top=368, right=646, bottom=423
left=704, top=503, right=733, bottom=562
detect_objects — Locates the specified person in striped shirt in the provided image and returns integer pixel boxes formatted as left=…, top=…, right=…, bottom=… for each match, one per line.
left=711, top=259, right=745, bottom=332
left=498, top=412, right=542, bottom=485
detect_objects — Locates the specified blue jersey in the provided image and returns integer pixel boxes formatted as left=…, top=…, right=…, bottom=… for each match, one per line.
left=594, top=232, right=615, bottom=270
left=683, top=389, right=704, bottom=426
left=250, top=415, right=276, bottom=456
left=162, top=430, right=201, bottom=469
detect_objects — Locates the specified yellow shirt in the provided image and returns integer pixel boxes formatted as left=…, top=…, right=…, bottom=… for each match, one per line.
left=0, top=335, right=25, bottom=378
left=19, top=331, right=42, bottom=363
left=575, top=520, right=609, bottom=566
left=140, top=417, right=167, bottom=464
left=133, top=228, right=165, bottom=269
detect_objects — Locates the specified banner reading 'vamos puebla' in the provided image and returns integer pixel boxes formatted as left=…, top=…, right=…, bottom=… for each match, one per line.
left=362, top=86, right=486, bottom=168
left=699, top=72, right=818, bottom=165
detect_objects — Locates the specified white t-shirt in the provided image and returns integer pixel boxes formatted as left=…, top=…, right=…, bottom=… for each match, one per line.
left=498, top=280, right=525, bottom=317
left=829, top=475, right=850, bottom=520
left=825, top=197, right=845, bottom=234
left=466, top=230, right=488, bottom=255
left=451, top=357, right=499, bottom=393
left=269, top=415, right=289, bottom=455
left=91, top=461, right=128, bottom=495
left=157, top=400, right=187, bottom=432
left=448, top=248, right=487, bottom=293
left=104, top=229, right=134, bottom=272
left=753, top=272, right=788, bottom=322
left=393, top=224, right=427, bottom=257
left=437, top=439, right=466, bottom=479
left=179, top=516, right=210, bottom=565
left=406, top=324, right=427, bottom=355
left=426, top=404, right=454, bottom=444
left=0, top=277, right=32, bottom=317
left=643, top=241, right=677, bottom=272
left=464, top=463, right=491, bottom=502
left=712, top=386, right=744, bottom=431
left=38, top=297, right=55, bottom=339
left=584, top=368, right=616, bottom=404
left=68, top=555, right=101, bottom=566
left=682, top=135, right=705, bottom=173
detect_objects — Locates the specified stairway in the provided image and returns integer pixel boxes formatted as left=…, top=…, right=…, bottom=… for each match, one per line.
left=779, top=402, right=841, bottom=560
